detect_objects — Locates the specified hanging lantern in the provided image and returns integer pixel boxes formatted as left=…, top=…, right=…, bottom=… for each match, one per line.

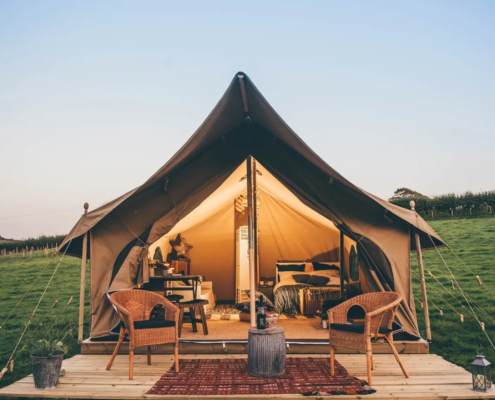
left=471, top=352, right=492, bottom=392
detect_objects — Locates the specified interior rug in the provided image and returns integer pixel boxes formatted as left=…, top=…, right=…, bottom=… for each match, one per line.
left=146, top=357, right=375, bottom=396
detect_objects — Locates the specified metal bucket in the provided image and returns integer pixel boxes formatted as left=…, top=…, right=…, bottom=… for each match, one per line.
left=31, top=354, right=64, bottom=389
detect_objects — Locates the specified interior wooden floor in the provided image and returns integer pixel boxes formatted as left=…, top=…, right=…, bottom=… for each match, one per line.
left=0, top=353, right=489, bottom=399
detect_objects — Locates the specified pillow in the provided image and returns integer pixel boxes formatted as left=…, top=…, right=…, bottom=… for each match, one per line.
left=306, top=275, right=330, bottom=287
left=244, top=290, right=276, bottom=309
left=310, top=270, right=340, bottom=278
left=293, top=274, right=310, bottom=284
left=276, top=263, right=305, bottom=272
left=278, top=271, right=297, bottom=282
left=304, top=262, right=314, bottom=272
left=312, top=262, right=340, bottom=271
left=276, top=263, right=305, bottom=282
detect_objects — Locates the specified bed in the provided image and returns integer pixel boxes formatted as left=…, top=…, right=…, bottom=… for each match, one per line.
left=273, top=261, right=345, bottom=315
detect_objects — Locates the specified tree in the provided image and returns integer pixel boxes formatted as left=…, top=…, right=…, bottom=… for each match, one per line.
left=390, top=188, right=428, bottom=201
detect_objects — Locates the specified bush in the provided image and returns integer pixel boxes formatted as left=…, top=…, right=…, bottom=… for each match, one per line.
left=390, top=190, right=495, bottom=219
left=0, top=234, right=66, bottom=252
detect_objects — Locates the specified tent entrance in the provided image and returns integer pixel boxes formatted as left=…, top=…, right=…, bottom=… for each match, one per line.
left=146, top=159, right=357, bottom=324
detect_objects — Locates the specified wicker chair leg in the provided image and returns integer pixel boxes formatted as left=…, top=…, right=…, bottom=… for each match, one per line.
left=365, top=336, right=373, bottom=385
left=330, top=345, right=335, bottom=376
left=199, top=305, right=208, bottom=335
left=178, top=307, right=184, bottom=338
left=190, top=307, right=197, bottom=333
left=174, top=343, right=179, bottom=373
left=370, top=353, right=374, bottom=370
left=129, top=346, right=134, bottom=380
left=385, top=335, right=409, bottom=378
left=106, top=327, right=125, bottom=371
left=147, top=346, right=151, bottom=366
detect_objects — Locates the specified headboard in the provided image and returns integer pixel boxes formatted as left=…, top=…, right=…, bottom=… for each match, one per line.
left=275, top=260, right=341, bottom=282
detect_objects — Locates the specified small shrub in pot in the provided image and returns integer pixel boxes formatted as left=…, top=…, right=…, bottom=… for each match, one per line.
left=30, top=340, right=68, bottom=389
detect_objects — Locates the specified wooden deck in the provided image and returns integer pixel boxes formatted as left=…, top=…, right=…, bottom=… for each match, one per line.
left=81, top=319, right=430, bottom=355
left=0, top=353, right=490, bottom=399
left=82, top=339, right=429, bottom=355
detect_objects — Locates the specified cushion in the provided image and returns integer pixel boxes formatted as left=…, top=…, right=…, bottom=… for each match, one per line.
left=278, top=271, right=298, bottom=282
left=276, top=263, right=305, bottom=272
left=310, top=270, right=340, bottom=278
left=293, top=274, right=310, bottom=284
left=121, top=319, right=175, bottom=330
left=312, top=262, right=340, bottom=271
left=178, top=299, right=209, bottom=307
left=235, top=302, right=276, bottom=313
left=306, top=275, right=330, bottom=287
left=330, top=323, right=393, bottom=334
left=244, top=290, right=276, bottom=309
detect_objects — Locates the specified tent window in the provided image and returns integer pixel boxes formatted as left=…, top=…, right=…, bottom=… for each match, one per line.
left=349, top=244, right=359, bottom=282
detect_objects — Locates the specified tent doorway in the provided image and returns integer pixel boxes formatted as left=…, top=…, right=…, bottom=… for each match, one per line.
left=146, top=159, right=354, bottom=330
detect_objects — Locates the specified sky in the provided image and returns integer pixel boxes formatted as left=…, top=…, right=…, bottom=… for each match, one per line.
left=0, top=0, right=494, bottom=239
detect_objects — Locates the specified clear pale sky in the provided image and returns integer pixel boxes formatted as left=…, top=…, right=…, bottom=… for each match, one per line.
left=0, top=1, right=494, bottom=239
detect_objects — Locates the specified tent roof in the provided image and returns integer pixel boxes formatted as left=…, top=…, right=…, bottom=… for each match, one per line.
left=60, top=72, right=443, bottom=256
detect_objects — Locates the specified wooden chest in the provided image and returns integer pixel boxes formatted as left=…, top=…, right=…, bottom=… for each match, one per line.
left=299, top=286, right=344, bottom=315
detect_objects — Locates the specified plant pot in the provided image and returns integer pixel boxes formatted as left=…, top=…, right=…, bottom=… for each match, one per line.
left=31, top=353, right=64, bottom=389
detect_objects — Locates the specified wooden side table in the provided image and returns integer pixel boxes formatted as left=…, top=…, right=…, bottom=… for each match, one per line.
left=248, top=327, right=286, bottom=377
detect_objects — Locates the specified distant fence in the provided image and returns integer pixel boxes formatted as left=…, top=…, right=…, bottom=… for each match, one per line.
left=0, top=234, right=66, bottom=257
left=390, top=191, right=495, bottom=220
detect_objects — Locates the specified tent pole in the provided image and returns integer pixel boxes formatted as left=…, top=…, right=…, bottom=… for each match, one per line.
left=246, top=156, right=256, bottom=327
left=339, top=229, right=344, bottom=299
left=78, top=233, right=88, bottom=342
left=252, top=158, right=259, bottom=288
left=78, top=204, right=89, bottom=342
left=410, top=202, right=431, bottom=341
left=414, top=229, right=431, bottom=341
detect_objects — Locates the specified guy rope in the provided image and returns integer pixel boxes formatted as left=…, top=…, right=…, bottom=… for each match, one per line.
left=0, top=215, right=83, bottom=382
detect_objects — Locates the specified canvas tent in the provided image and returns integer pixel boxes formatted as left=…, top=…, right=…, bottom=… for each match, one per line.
left=60, top=72, right=444, bottom=340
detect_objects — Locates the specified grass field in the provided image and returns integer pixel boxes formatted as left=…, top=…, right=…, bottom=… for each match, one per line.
left=0, top=217, right=494, bottom=389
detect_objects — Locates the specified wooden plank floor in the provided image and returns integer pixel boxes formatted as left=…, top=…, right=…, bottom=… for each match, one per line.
left=0, top=353, right=490, bottom=400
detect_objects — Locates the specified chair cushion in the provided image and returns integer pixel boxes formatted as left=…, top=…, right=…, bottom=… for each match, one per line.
left=178, top=299, right=209, bottom=308
left=330, top=323, right=392, bottom=334
left=121, top=319, right=175, bottom=330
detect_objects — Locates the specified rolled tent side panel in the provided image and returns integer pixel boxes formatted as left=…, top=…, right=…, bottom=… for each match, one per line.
left=87, top=134, right=250, bottom=338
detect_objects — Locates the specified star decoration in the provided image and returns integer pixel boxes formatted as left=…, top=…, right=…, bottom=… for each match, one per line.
left=174, top=237, right=193, bottom=260
left=166, top=233, right=182, bottom=262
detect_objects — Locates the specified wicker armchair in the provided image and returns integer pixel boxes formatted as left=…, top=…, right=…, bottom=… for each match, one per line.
left=328, top=292, right=409, bottom=385
left=106, top=290, right=180, bottom=380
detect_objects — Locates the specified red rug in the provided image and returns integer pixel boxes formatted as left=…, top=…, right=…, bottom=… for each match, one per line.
left=146, top=357, right=375, bottom=396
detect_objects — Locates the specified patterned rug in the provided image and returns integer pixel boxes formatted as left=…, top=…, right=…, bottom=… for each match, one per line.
left=146, top=357, right=375, bottom=396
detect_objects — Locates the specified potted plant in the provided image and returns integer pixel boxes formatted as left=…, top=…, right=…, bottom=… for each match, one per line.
left=30, top=339, right=68, bottom=389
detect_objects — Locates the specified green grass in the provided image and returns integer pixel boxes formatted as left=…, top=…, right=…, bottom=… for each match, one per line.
left=0, top=254, right=89, bottom=389
left=0, top=218, right=494, bottom=389
left=413, top=218, right=495, bottom=369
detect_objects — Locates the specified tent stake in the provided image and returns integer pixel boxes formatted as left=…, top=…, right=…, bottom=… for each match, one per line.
left=411, top=201, right=432, bottom=342
left=78, top=203, right=89, bottom=342
left=246, top=156, right=256, bottom=327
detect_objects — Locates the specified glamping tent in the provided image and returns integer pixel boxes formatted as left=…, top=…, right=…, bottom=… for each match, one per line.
left=60, top=72, right=444, bottom=340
